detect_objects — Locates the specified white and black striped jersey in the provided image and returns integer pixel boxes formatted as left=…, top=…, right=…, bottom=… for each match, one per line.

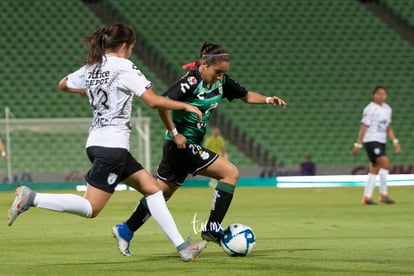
left=361, top=101, right=392, bottom=144
left=66, top=55, right=153, bottom=150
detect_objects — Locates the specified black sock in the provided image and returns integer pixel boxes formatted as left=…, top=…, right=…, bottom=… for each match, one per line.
left=207, top=182, right=235, bottom=232
left=126, top=197, right=151, bottom=232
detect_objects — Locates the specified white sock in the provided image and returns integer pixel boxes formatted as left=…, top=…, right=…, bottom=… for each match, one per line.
left=378, top=168, right=389, bottom=195
left=34, top=193, right=92, bottom=218
left=363, top=174, right=377, bottom=198
left=145, top=190, right=185, bottom=248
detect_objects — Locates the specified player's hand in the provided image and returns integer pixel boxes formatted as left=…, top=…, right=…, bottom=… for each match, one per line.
left=268, top=96, right=287, bottom=108
left=394, top=143, right=401, bottom=154
left=351, top=147, right=360, bottom=155
left=184, top=104, right=202, bottom=122
left=173, top=133, right=187, bottom=149
left=79, top=90, right=89, bottom=96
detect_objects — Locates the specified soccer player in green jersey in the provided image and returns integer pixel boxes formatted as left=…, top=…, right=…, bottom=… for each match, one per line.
left=112, top=41, right=287, bottom=256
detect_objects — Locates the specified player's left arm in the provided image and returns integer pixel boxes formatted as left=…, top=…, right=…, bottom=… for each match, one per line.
left=241, top=91, right=287, bottom=108
left=222, top=75, right=287, bottom=108
left=387, top=124, right=401, bottom=153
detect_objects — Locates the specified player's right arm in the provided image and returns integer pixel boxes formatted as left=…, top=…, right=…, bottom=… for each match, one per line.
left=153, top=72, right=200, bottom=149
left=352, top=105, right=371, bottom=155
left=352, top=124, right=368, bottom=155
left=157, top=107, right=187, bottom=149
left=119, top=62, right=200, bottom=120
left=140, top=88, right=201, bottom=122
left=58, top=77, right=88, bottom=96
left=58, top=66, right=88, bottom=96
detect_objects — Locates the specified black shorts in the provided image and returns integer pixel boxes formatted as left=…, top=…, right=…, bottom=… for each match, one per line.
left=85, top=146, right=144, bottom=193
left=156, top=140, right=219, bottom=185
left=363, top=142, right=386, bottom=163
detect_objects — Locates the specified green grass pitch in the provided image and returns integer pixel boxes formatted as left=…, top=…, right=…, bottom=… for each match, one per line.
left=1, top=186, right=413, bottom=275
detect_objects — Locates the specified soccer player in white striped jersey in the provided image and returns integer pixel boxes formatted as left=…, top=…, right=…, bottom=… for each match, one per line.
left=352, top=86, right=401, bottom=205
left=7, top=23, right=206, bottom=261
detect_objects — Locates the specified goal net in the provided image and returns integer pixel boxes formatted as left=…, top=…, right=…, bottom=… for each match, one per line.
left=1, top=107, right=151, bottom=183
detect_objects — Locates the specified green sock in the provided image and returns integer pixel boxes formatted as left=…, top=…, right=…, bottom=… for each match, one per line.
left=217, top=181, right=235, bottom=194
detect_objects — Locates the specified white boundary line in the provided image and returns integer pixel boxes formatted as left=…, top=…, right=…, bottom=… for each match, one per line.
left=276, top=174, right=414, bottom=188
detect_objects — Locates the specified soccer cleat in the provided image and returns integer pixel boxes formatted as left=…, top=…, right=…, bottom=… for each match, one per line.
left=379, top=194, right=395, bottom=204
left=201, top=228, right=224, bottom=245
left=7, top=186, right=36, bottom=226
left=178, top=240, right=207, bottom=262
left=361, top=196, right=378, bottom=205
left=112, top=223, right=134, bottom=256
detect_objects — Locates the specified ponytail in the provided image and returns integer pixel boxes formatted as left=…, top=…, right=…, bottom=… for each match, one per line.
left=85, top=27, right=107, bottom=65
left=84, top=23, right=136, bottom=65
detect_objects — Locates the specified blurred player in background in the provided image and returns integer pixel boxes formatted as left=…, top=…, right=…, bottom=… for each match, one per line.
left=113, top=41, right=287, bottom=256
left=204, top=126, right=227, bottom=188
left=7, top=23, right=206, bottom=261
left=352, top=86, right=401, bottom=205
left=300, top=155, right=315, bottom=176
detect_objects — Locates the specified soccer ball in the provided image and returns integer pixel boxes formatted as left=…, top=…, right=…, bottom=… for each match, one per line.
left=220, top=223, right=256, bottom=257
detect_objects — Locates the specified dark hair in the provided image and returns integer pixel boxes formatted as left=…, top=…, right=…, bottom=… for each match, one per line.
left=84, top=23, right=136, bottom=65
left=199, top=41, right=230, bottom=66
left=372, top=86, right=386, bottom=95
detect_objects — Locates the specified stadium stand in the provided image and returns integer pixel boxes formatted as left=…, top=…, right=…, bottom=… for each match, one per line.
left=0, top=0, right=255, bottom=174
left=1, top=0, right=413, bottom=175
left=105, top=0, right=414, bottom=167
left=1, top=0, right=99, bottom=119
left=379, top=0, right=414, bottom=28
left=0, top=0, right=103, bottom=173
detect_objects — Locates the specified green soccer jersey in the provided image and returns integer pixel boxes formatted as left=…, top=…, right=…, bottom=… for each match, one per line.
left=163, top=67, right=248, bottom=144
